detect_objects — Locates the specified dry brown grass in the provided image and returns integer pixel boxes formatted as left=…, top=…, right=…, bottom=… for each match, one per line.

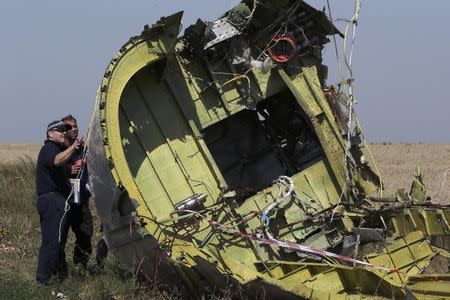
left=0, top=143, right=41, bottom=164
left=367, top=143, right=450, bottom=204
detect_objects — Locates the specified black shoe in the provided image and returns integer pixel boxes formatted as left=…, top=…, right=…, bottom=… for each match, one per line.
left=36, top=275, right=59, bottom=287
left=36, top=280, right=48, bottom=288
left=95, top=238, right=108, bottom=267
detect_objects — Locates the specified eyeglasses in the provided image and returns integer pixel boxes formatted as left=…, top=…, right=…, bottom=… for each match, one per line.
left=65, top=124, right=78, bottom=130
left=51, top=128, right=67, bottom=133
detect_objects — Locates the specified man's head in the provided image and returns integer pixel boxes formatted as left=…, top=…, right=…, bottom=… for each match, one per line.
left=61, top=114, right=78, bottom=144
left=47, top=120, right=70, bottom=144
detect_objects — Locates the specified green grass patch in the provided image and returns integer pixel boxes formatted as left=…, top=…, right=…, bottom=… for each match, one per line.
left=0, top=159, right=153, bottom=299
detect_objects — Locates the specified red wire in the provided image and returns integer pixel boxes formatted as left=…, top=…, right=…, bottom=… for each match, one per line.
left=267, top=34, right=297, bottom=63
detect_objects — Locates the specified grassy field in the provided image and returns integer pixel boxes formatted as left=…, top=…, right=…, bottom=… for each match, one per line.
left=0, top=145, right=166, bottom=299
left=0, top=143, right=449, bottom=299
left=0, top=143, right=41, bottom=164
left=368, top=143, right=450, bottom=203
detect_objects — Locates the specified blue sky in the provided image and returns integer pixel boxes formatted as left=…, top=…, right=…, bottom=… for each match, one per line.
left=1, top=1, right=449, bottom=143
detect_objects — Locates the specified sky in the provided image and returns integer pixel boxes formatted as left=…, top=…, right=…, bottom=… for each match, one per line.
left=0, top=1, right=449, bottom=143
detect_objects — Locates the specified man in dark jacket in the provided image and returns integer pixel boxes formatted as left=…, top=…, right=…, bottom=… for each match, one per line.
left=62, top=114, right=93, bottom=269
left=35, top=120, right=82, bottom=285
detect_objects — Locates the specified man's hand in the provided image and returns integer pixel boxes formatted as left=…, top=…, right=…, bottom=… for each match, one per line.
left=54, top=136, right=85, bottom=167
left=73, top=137, right=84, bottom=150
left=70, top=164, right=81, bottom=176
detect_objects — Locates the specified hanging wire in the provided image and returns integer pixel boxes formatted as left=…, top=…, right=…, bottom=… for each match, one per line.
left=325, top=1, right=359, bottom=199
left=344, top=1, right=384, bottom=197
left=261, top=176, right=295, bottom=240
left=326, top=0, right=384, bottom=201
left=58, top=87, right=100, bottom=242
left=341, top=0, right=361, bottom=188
left=326, top=0, right=361, bottom=222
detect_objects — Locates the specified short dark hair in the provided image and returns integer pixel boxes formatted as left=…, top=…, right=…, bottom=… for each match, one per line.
left=61, top=114, right=77, bottom=123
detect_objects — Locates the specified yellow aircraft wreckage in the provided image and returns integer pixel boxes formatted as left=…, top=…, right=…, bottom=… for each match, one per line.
left=87, top=0, right=450, bottom=298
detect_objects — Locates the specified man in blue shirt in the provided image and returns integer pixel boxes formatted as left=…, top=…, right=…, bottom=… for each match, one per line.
left=35, top=120, right=82, bottom=285
left=62, top=115, right=93, bottom=269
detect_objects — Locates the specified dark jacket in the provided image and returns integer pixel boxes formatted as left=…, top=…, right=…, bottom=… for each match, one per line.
left=36, top=140, right=71, bottom=196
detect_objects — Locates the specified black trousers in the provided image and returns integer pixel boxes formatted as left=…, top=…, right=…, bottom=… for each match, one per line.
left=69, top=202, right=93, bottom=267
left=36, top=192, right=70, bottom=284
